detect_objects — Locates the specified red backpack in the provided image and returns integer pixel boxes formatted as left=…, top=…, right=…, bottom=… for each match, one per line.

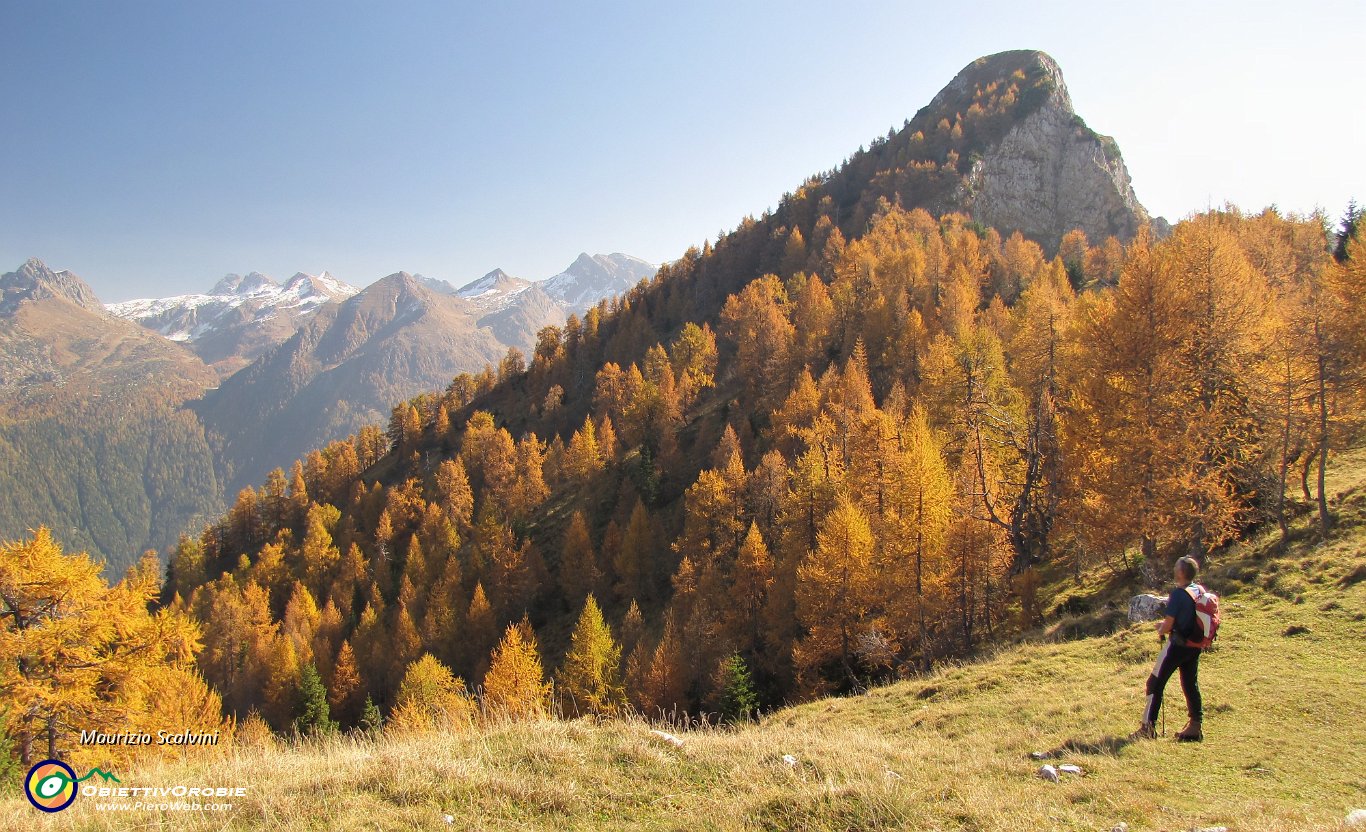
left=1184, top=583, right=1221, bottom=649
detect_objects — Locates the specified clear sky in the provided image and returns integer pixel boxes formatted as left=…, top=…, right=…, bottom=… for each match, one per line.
left=3, top=1, right=1362, bottom=301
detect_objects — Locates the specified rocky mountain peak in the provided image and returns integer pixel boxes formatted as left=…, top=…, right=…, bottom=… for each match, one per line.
left=360, top=271, right=439, bottom=312
left=927, top=50, right=1071, bottom=117
left=542, top=252, right=656, bottom=309
left=934, top=50, right=1155, bottom=251
left=457, top=268, right=530, bottom=299
left=211, top=271, right=280, bottom=296
left=282, top=271, right=357, bottom=300
left=1, top=258, right=106, bottom=315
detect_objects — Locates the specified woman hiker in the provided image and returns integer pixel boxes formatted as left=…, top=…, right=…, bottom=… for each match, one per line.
left=1132, top=555, right=1205, bottom=742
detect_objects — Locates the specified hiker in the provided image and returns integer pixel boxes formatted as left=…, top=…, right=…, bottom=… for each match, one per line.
left=1133, top=556, right=1206, bottom=742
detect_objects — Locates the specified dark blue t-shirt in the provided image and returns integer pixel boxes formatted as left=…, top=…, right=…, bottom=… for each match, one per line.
left=1166, top=586, right=1197, bottom=641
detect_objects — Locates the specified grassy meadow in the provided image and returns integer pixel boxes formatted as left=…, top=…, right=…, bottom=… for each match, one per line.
left=6, top=446, right=1364, bottom=832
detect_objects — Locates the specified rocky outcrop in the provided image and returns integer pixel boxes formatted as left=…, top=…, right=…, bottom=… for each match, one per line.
left=942, top=51, right=1157, bottom=252
left=1128, top=594, right=1168, bottom=624
left=0, top=257, right=106, bottom=315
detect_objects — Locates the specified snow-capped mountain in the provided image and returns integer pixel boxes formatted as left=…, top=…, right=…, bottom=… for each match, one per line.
left=455, top=268, right=535, bottom=309
left=440, top=256, right=657, bottom=354
left=411, top=273, right=460, bottom=296
left=108, top=270, right=358, bottom=376
left=541, top=253, right=656, bottom=310
left=106, top=252, right=655, bottom=379
left=448, top=255, right=657, bottom=316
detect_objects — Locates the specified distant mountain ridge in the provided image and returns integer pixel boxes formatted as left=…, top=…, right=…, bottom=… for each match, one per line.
left=195, top=270, right=511, bottom=493
left=0, top=251, right=655, bottom=570
left=108, top=253, right=658, bottom=373
left=0, top=258, right=222, bottom=573
left=0, top=258, right=214, bottom=411
left=107, top=270, right=360, bottom=377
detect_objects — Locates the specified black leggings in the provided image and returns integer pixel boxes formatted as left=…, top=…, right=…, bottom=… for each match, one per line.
left=1143, top=640, right=1202, bottom=724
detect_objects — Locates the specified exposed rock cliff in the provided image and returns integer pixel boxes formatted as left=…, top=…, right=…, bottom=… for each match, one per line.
left=948, top=51, right=1154, bottom=251
left=820, top=50, right=1158, bottom=254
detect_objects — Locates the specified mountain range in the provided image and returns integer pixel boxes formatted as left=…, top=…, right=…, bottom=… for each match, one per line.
left=106, top=252, right=656, bottom=372
left=107, top=270, right=360, bottom=377
left=1, top=50, right=1156, bottom=574
left=196, top=271, right=509, bottom=493
left=0, top=252, right=659, bottom=570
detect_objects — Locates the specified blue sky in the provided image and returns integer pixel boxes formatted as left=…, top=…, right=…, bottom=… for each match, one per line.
left=2, top=1, right=1362, bottom=301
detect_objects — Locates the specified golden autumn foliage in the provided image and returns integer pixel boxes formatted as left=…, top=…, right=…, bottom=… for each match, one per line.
left=327, top=639, right=364, bottom=725
left=559, top=511, right=600, bottom=606
left=481, top=623, right=549, bottom=721
left=565, top=415, right=603, bottom=482
left=390, top=653, right=475, bottom=732
left=794, top=497, right=878, bottom=690
left=70, top=196, right=1357, bottom=733
left=0, top=529, right=227, bottom=767
left=555, top=595, right=626, bottom=717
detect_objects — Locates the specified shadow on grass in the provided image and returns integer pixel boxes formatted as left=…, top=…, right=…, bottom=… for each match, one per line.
left=1041, top=734, right=1137, bottom=758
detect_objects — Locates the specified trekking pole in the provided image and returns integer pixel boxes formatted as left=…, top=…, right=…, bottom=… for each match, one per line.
left=1159, top=634, right=1166, bottom=737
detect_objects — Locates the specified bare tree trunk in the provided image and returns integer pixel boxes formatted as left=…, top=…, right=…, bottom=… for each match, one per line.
left=1187, top=519, right=1207, bottom=563
left=916, top=492, right=928, bottom=673
left=960, top=549, right=971, bottom=652
left=1318, top=397, right=1331, bottom=537
left=19, top=724, right=32, bottom=768
left=1316, top=318, right=1333, bottom=537
left=1278, top=369, right=1293, bottom=541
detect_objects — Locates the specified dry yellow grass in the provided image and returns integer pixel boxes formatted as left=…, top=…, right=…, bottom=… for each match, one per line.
left=6, top=451, right=1365, bottom=831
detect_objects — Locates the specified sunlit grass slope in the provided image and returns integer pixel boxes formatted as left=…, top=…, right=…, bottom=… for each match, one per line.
left=8, top=447, right=1365, bottom=832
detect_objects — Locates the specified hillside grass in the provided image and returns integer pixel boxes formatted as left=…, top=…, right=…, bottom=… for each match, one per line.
left=7, top=450, right=1365, bottom=831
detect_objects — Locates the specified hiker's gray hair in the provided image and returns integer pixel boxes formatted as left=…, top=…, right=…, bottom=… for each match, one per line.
left=1175, top=556, right=1200, bottom=582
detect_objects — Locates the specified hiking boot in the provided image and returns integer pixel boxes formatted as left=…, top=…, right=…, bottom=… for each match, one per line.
left=1175, top=719, right=1203, bottom=742
left=1129, top=722, right=1158, bottom=741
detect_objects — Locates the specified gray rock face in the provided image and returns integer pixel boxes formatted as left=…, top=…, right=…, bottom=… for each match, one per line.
left=1128, top=594, right=1168, bottom=623
left=1, top=258, right=106, bottom=315
left=952, top=53, right=1153, bottom=252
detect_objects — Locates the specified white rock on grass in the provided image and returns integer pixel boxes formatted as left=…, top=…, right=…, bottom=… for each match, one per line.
left=1058, top=764, right=1084, bottom=776
left=781, top=754, right=799, bottom=767
left=1109, top=824, right=1128, bottom=832
left=649, top=730, right=684, bottom=749
left=1345, top=809, right=1366, bottom=829
left=1128, top=594, right=1168, bottom=623
left=1036, top=764, right=1060, bottom=782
